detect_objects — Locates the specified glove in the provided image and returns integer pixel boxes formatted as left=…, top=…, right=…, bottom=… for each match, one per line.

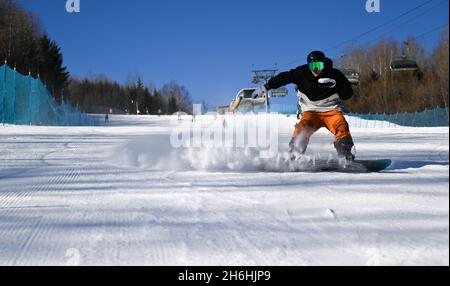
left=251, top=86, right=267, bottom=99
left=318, top=78, right=337, bottom=88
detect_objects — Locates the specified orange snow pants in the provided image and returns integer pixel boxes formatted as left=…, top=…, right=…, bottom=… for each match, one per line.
left=292, top=111, right=352, bottom=142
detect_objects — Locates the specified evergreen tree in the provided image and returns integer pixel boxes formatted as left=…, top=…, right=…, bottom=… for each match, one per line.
left=38, top=34, right=70, bottom=103
left=168, top=96, right=178, bottom=114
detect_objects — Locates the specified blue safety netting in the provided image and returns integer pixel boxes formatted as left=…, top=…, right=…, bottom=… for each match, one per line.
left=0, top=64, right=97, bottom=126
left=268, top=104, right=299, bottom=115
left=238, top=104, right=298, bottom=115
left=250, top=103, right=449, bottom=127
left=347, top=108, right=449, bottom=127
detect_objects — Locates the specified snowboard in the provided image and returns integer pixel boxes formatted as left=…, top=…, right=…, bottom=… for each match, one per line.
left=279, top=157, right=392, bottom=173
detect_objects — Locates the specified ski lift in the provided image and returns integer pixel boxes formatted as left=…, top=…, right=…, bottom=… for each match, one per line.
left=230, top=88, right=267, bottom=112
left=252, top=69, right=277, bottom=84
left=340, top=68, right=360, bottom=85
left=390, top=41, right=418, bottom=71
left=338, top=55, right=360, bottom=85
left=390, top=57, right=418, bottom=71
left=271, top=87, right=289, bottom=97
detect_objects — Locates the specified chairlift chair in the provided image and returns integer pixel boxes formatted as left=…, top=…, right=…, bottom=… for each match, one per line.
left=339, top=68, right=361, bottom=85
left=338, top=54, right=360, bottom=85
left=390, top=56, right=418, bottom=71
left=271, top=87, right=289, bottom=97
left=390, top=41, right=419, bottom=71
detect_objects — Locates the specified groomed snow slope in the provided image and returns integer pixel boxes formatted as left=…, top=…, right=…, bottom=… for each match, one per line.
left=0, top=114, right=448, bottom=266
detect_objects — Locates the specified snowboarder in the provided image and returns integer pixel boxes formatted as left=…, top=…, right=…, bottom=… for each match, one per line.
left=252, top=51, right=356, bottom=160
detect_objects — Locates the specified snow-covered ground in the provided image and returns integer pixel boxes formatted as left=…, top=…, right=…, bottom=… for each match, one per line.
left=0, top=114, right=448, bottom=266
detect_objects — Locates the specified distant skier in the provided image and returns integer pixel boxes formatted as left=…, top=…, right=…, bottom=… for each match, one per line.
left=252, top=51, right=355, bottom=160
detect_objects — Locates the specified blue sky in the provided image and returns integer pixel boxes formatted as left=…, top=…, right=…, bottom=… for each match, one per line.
left=19, top=0, right=449, bottom=107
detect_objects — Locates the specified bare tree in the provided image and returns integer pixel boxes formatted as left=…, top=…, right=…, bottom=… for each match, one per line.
left=432, top=29, right=449, bottom=110
left=341, top=34, right=448, bottom=114
left=0, top=0, right=42, bottom=72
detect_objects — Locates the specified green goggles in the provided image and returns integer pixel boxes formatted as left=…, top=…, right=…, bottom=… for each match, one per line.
left=309, top=61, right=325, bottom=72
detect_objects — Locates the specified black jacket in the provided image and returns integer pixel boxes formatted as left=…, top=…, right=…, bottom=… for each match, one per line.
left=265, top=64, right=353, bottom=101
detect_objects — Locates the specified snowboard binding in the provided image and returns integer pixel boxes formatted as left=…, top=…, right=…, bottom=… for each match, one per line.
left=334, top=138, right=356, bottom=161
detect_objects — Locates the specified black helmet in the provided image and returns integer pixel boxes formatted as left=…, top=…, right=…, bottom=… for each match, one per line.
left=325, top=57, right=333, bottom=69
left=307, top=51, right=326, bottom=74
left=307, top=50, right=326, bottom=63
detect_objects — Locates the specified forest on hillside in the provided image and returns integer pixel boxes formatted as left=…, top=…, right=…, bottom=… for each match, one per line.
left=0, top=0, right=192, bottom=115
left=0, top=0, right=69, bottom=103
